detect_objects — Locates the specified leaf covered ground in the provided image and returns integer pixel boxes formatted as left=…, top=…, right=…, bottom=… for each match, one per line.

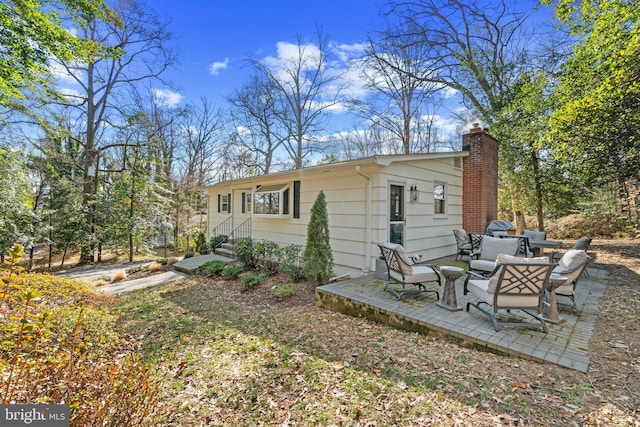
left=113, top=239, right=639, bottom=426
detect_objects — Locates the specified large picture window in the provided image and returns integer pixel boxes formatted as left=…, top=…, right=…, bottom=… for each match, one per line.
left=253, top=184, right=290, bottom=216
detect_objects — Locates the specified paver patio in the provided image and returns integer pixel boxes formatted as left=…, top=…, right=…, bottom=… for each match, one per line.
left=316, top=264, right=607, bottom=373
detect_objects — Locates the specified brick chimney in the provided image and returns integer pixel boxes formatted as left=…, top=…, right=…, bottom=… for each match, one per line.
left=462, top=126, right=499, bottom=233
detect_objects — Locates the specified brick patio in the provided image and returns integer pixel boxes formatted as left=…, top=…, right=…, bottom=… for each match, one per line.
left=316, top=262, right=606, bottom=373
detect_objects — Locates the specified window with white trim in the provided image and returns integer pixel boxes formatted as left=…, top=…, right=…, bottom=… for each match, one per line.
left=221, top=194, right=230, bottom=212
left=253, top=184, right=290, bottom=216
left=245, top=192, right=252, bottom=213
left=434, top=183, right=446, bottom=215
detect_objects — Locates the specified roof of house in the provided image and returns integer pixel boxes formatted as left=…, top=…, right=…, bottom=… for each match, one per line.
left=200, top=151, right=468, bottom=190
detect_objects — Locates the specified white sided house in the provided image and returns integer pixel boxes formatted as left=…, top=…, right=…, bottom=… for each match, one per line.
left=201, top=128, right=499, bottom=278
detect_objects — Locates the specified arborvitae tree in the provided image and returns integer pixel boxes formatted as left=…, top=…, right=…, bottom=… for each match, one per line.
left=303, top=191, right=333, bottom=286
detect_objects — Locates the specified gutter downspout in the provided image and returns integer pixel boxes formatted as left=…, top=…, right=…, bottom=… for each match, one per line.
left=356, top=165, right=372, bottom=273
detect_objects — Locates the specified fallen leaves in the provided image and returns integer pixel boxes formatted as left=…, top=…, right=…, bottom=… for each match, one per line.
left=111, top=240, right=640, bottom=426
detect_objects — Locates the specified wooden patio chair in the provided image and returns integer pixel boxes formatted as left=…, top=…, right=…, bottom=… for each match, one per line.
left=465, top=254, right=555, bottom=333
left=377, top=243, right=441, bottom=301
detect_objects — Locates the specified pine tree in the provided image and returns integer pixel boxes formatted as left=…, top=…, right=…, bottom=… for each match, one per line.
left=303, top=191, right=333, bottom=286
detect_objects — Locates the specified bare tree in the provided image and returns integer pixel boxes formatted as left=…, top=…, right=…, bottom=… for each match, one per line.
left=249, top=28, right=345, bottom=169
left=179, top=98, right=225, bottom=187
left=383, top=0, right=532, bottom=123
left=354, top=27, right=443, bottom=154
left=338, top=124, right=388, bottom=160
left=227, top=74, right=287, bottom=174
left=49, top=0, right=176, bottom=262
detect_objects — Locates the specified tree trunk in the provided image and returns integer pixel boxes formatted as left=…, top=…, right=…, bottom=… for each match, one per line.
left=531, top=150, right=544, bottom=231
left=515, top=210, right=527, bottom=233
left=28, top=246, right=34, bottom=272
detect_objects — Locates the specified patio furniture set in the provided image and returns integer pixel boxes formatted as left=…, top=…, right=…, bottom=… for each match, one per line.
left=378, top=232, right=592, bottom=333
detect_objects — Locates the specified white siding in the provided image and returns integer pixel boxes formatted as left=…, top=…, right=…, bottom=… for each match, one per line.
left=203, top=154, right=464, bottom=278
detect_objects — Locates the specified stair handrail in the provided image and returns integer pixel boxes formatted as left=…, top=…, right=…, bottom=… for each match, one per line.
left=211, top=216, right=232, bottom=244
left=229, top=217, right=251, bottom=242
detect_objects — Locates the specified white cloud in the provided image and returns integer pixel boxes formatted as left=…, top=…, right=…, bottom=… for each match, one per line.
left=49, top=58, right=83, bottom=85
left=440, top=85, right=458, bottom=99
left=59, top=87, right=83, bottom=101
left=209, top=58, right=229, bottom=75
left=152, top=88, right=184, bottom=107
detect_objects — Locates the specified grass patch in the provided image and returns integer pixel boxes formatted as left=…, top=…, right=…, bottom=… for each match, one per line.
left=198, top=260, right=228, bottom=276
left=112, top=276, right=567, bottom=425
left=240, top=272, right=266, bottom=291
left=272, top=282, right=297, bottom=298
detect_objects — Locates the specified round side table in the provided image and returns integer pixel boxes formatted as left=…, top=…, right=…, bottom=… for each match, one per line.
left=436, top=266, right=464, bottom=312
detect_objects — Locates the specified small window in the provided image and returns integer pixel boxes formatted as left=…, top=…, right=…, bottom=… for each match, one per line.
left=434, top=183, right=446, bottom=215
left=245, top=192, right=252, bottom=213
left=253, top=184, right=290, bottom=216
left=221, top=194, right=230, bottom=213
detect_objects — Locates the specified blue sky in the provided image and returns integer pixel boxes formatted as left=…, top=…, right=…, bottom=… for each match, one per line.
left=151, top=0, right=388, bottom=109
left=146, top=0, right=557, bottom=141
left=51, top=1, right=556, bottom=145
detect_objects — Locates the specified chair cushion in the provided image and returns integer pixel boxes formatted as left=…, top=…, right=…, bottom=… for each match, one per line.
left=403, top=265, right=439, bottom=284
left=454, top=229, right=469, bottom=243
left=467, top=278, right=540, bottom=307
left=495, top=254, right=549, bottom=265
left=554, top=250, right=589, bottom=274
left=523, top=230, right=547, bottom=241
left=479, top=236, right=519, bottom=261
left=555, top=282, right=574, bottom=296
left=393, top=244, right=415, bottom=275
left=573, top=237, right=592, bottom=250
left=487, top=254, right=549, bottom=293
left=469, top=259, right=496, bottom=273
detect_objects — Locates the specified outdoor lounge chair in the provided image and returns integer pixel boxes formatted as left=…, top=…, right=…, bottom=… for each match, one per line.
left=501, top=234, right=533, bottom=257
left=550, top=236, right=592, bottom=263
left=465, top=254, right=555, bottom=332
left=551, top=249, right=592, bottom=311
left=378, top=243, right=441, bottom=301
left=469, top=233, right=484, bottom=253
left=522, top=229, right=547, bottom=241
left=453, top=229, right=473, bottom=261
left=464, top=236, right=520, bottom=294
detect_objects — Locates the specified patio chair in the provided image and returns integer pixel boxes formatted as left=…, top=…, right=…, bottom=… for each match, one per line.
left=550, top=236, right=592, bottom=263
left=469, top=232, right=484, bottom=253
left=465, top=254, right=554, bottom=332
left=522, top=229, right=547, bottom=241
left=378, top=243, right=441, bottom=301
left=521, top=230, right=546, bottom=256
left=552, top=249, right=592, bottom=312
left=453, top=229, right=473, bottom=261
left=498, top=234, right=533, bottom=257
left=464, top=236, right=520, bottom=294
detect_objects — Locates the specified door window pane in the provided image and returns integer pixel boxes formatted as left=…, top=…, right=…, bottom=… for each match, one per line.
left=390, top=185, right=403, bottom=221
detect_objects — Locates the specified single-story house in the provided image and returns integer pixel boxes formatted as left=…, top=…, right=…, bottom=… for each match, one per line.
left=201, top=127, right=499, bottom=278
